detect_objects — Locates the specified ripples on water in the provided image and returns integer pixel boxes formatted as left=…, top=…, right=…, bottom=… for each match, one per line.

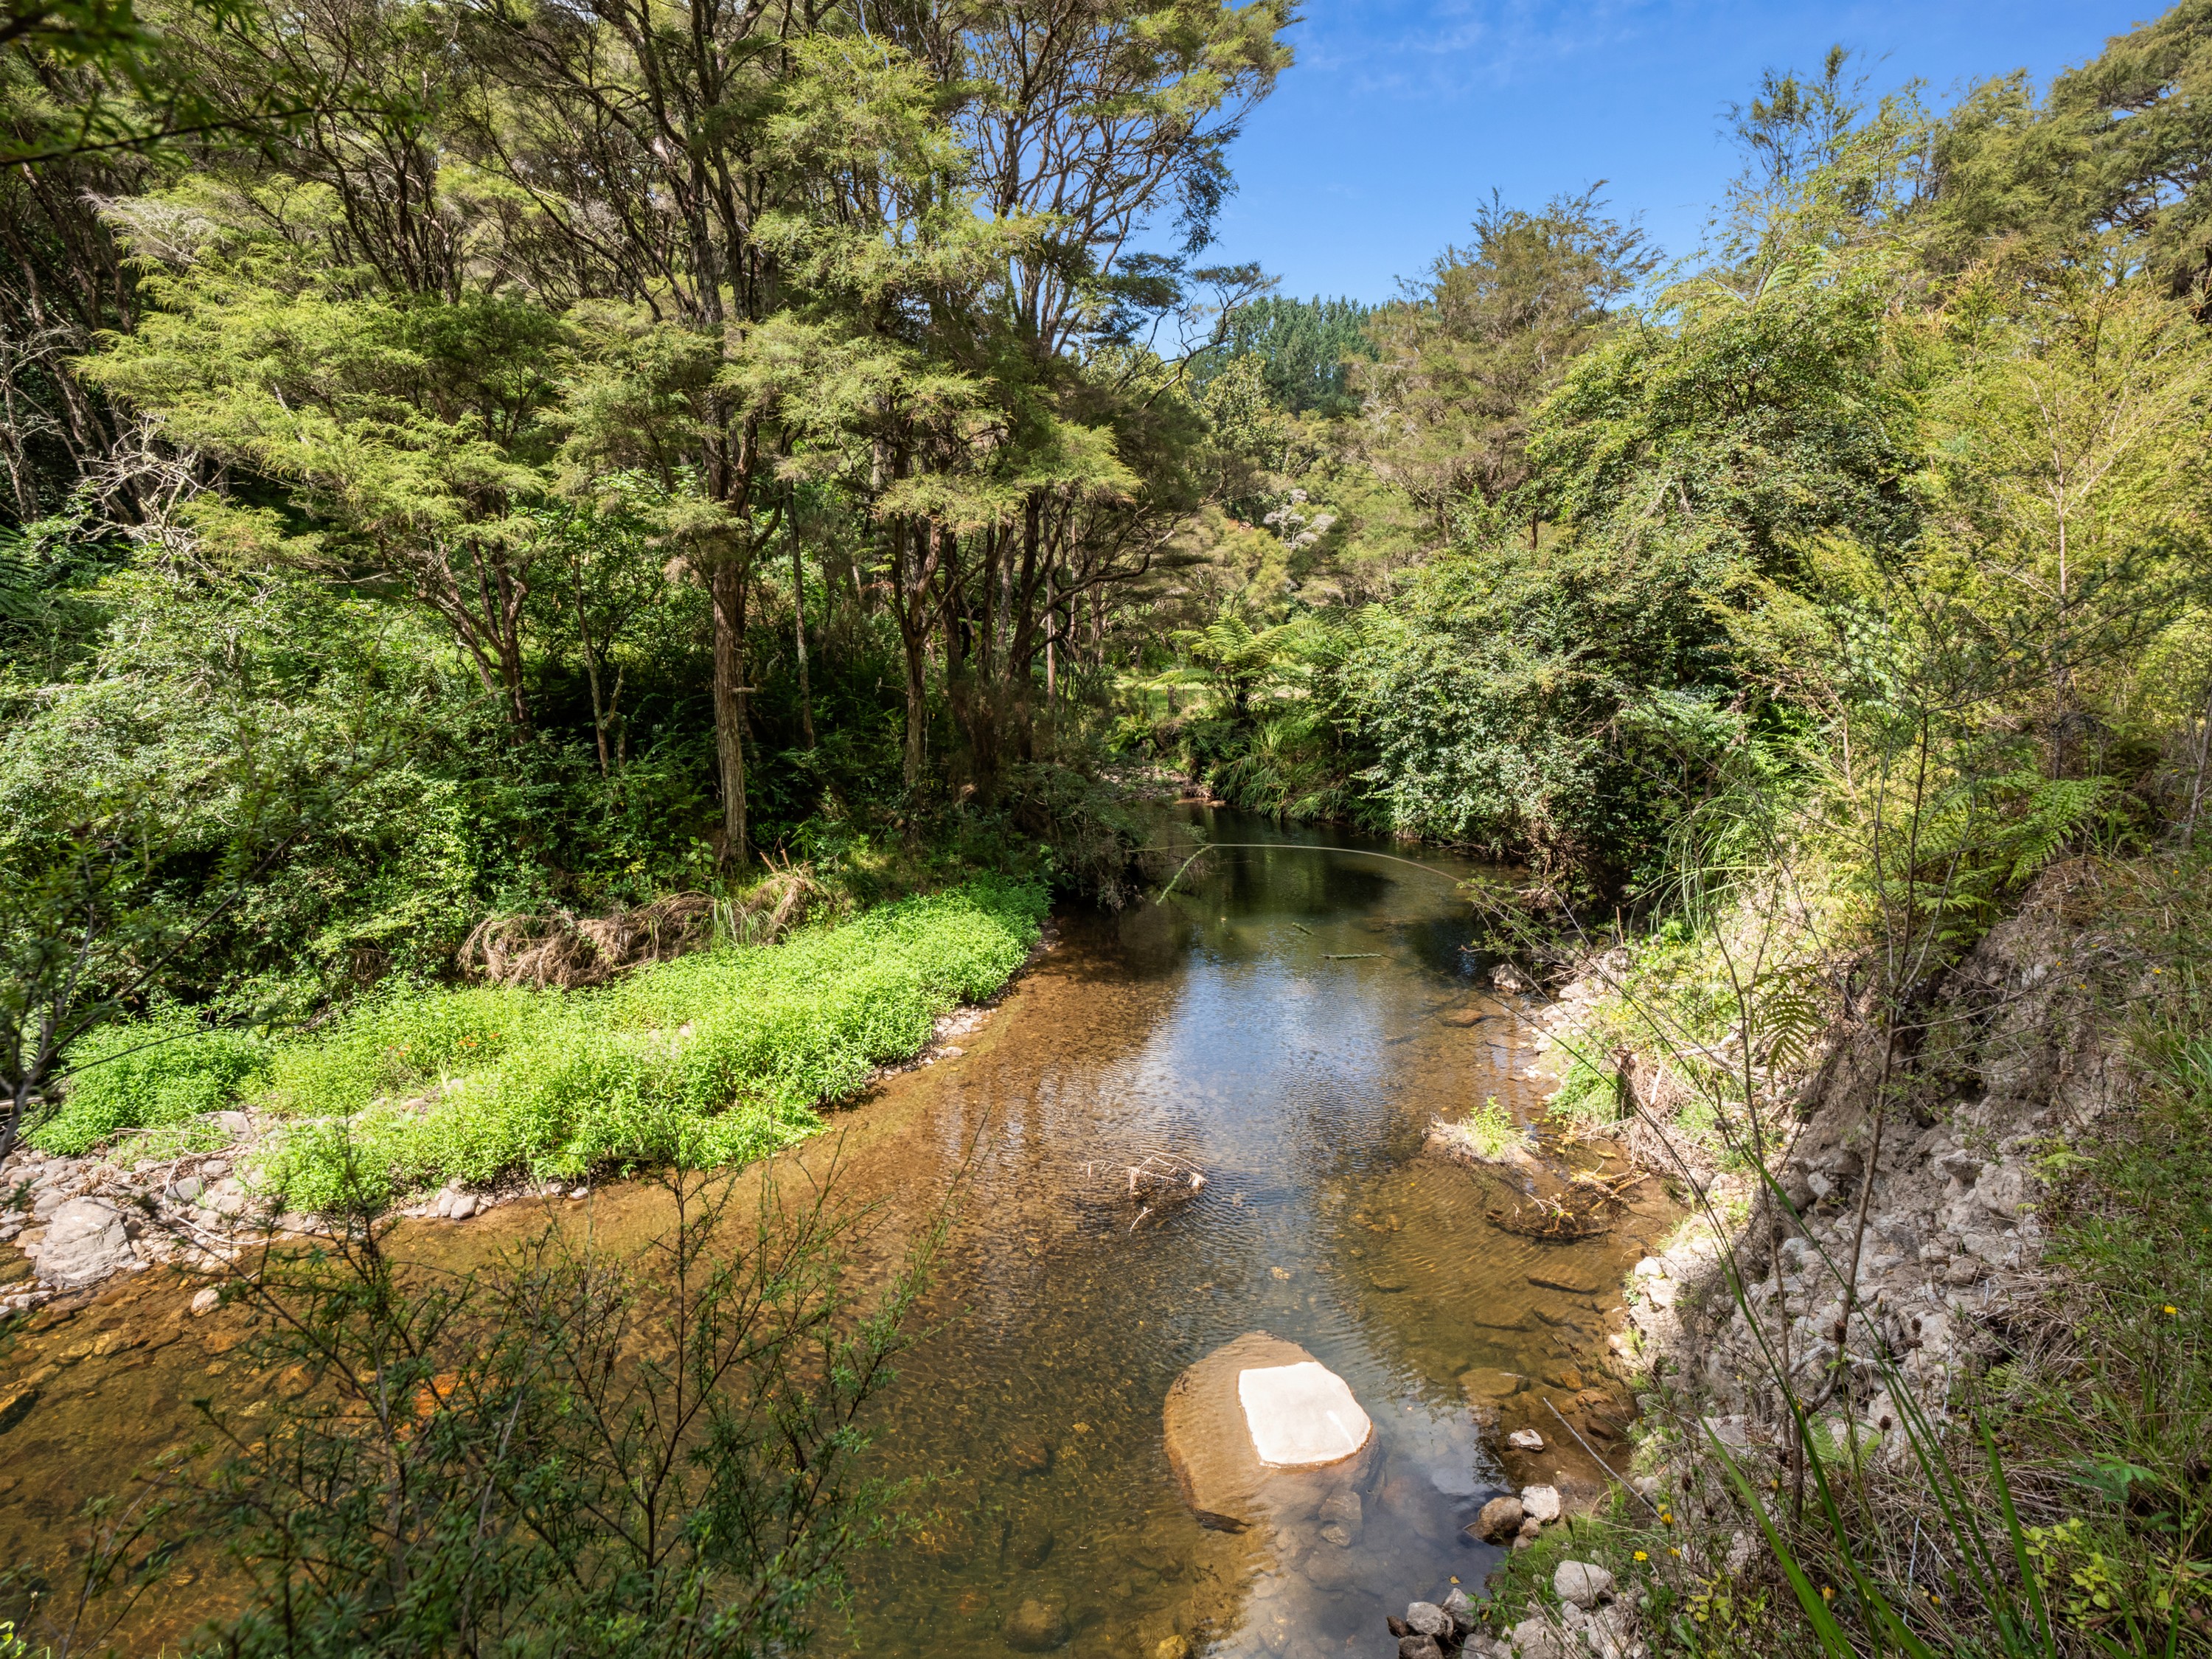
left=825, top=810, right=1671, bottom=1658
left=0, top=808, right=1675, bottom=1658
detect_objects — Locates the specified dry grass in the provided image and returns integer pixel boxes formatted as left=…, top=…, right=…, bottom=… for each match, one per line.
left=459, top=894, right=715, bottom=990
left=457, top=868, right=832, bottom=991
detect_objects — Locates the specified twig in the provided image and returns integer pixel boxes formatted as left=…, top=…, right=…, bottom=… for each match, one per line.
left=1544, top=1397, right=1662, bottom=1517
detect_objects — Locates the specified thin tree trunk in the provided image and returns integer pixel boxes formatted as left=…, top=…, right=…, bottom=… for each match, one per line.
left=709, top=557, right=749, bottom=866
left=894, top=518, right=928, bottom=787
left=574, top=554, right=611, bottom=775
left=790, top=500, right=814, bottom=750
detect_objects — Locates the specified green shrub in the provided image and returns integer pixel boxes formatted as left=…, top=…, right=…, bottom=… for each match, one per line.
left=1548, top=1057, right=1624, bottom=1126
left=38, top=1009, right=274, bottom=1155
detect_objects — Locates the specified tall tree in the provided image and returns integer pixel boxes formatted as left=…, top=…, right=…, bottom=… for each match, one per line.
left=1355, top=189, right=1655, bottom=539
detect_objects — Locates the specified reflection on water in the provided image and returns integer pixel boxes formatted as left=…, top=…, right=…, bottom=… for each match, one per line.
left=822, top=810, right=1672, bottom=1658
left=0, top=809, right=1676, bottom=1657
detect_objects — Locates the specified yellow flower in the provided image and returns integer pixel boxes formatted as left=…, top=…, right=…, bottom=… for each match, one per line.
left=1820, top=1586, right=1834, bottom=1602
left=2166, top=1305, right=2180, bottom=1317
left=1669, top=1547, right=1681, bottom=1557
left=1660, top=1512, right=1674, bottom=1526
left=1633, top=1551, right=1649, bottom=1562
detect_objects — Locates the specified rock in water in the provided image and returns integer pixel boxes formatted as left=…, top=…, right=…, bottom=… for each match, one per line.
left=1002, top=1599, right=1068, bottom=1652
left=1520, top=1484, right=1563, bottom=1523
left=1161, top=1332, right=1378, bottom=1532
left=1009, top=1436, right=1055, bottom=1475
left=1239, top=1360, right=1372, bottom=1466
left=36, top=1199, right=131, bottom=1289
left=1318, top=1486, right=1363, bottom=1545
left=1398, top=1637, right=1444, bottom=1659
left=1472, top=1494, right=1525, bottom=1542
left=1460, top=1367, right=1525, bottom=1399
left=1014, top=1528, right=1054, bottom=1568
left=1405, top=1602, right=1453, bottom=1639
left=1506, top=1427, right=1545, bottom=1451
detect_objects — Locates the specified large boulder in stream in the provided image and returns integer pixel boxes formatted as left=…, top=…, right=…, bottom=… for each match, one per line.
left=1161, top=1332, right=1377, bottom=1532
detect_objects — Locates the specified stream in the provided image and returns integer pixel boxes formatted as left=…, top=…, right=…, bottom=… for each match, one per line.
left=0, top=808, right=1677, bottom=1657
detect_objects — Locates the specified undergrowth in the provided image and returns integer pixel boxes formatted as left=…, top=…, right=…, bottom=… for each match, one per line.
left=35, top=877, right=1047, bottom=1209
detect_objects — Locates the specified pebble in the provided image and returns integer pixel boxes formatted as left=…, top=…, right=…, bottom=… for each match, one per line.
left=1506, top=1427, right=1545, bottom=1451
left=189, top=1287, right=220, bottom=1317
left=1001, top=1597, right=1068, bottom=1652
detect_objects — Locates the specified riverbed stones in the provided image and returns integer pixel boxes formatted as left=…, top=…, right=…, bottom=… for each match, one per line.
left=1014, top=1528, right=1054, bottom=1569
left=1506, top=1427, right=1545, bottom=1451
left=1161, top=1332, right=1377, bottom=1532
left=1554, top=1561, right=1615, bottom=1609
left=1317, top=1486, right=1363, bottom=1545
left=1460, top=1367, right=1524, bottom=1400
left=1519, top=1484, right=1562, bottom=1524
left=1009, top=1436, right=1055, bottom=1475
left=1472, top=1494, right=1524, bottom=1542
left=35, top=1199, right=132, bottom=1289
left=1527, top=1269, right=1601, bottom=1295
left=1001, top=1597, right=1068, bottom=1651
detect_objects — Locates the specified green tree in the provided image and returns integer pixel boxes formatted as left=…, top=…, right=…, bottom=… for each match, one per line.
left=1357, top=188, right=1655, bottom=540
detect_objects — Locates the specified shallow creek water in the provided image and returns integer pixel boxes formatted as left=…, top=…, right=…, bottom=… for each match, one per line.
left=0, top=809, right=1677, bottom=1656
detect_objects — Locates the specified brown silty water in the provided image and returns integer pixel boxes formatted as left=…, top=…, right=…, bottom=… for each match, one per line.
left=0, top=809, right=1678, bottom=1656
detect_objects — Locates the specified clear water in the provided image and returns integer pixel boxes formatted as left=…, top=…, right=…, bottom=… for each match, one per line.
left=0, top=808, right=1675, bottom=1656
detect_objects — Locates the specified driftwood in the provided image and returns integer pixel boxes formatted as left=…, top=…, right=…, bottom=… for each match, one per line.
left=1485, top=1169, right=1645, bottom=1241
left=1081, top=1151, right=1209, bottom=1232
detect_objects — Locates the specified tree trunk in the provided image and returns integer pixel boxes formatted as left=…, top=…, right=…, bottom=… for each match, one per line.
left=888, top=516, right=931, bottom=788
left=574, top=554, right=611, bottom=774
left=709, top=557, right=749, bottom=866
left=790, top=501, right=814, bottom=750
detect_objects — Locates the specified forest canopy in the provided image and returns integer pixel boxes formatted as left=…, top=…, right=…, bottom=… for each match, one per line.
left=5, top=0, right=2212, bottom=1156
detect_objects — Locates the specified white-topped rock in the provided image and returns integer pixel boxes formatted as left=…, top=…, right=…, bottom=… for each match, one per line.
left=1239, top=1360, right=1372, bottom=1467
left=1162, top=1332, right=1378, bottom=1532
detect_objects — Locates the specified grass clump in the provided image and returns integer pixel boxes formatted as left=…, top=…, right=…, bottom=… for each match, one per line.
left=38, top=877, right=1045, bottom=1209
left=33, top=1006, right=274, bottom=1155
left=265, top=876, right=1047, bottom=1210
left=1461, top=1094, right=1519, bottom=1159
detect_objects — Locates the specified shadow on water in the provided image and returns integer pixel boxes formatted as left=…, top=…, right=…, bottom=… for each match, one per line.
left=0, top=807, right=1677, bottom=1658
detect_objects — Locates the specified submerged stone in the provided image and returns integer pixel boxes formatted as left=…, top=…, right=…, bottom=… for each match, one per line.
left=1161, top=1332, right=1377, bottom=1532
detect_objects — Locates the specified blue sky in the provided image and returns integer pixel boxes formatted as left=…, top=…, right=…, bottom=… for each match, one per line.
left=1210, top=0, right=2154, bottom=302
